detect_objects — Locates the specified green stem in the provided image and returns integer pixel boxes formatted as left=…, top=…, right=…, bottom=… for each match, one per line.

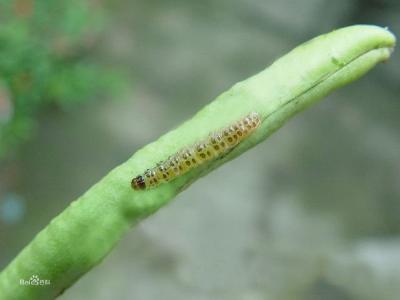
left=0, top=25, right=395, bottom=299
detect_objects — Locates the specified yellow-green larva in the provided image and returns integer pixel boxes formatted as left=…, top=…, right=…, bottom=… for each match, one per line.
left=131, top=112, right=261, bottom=190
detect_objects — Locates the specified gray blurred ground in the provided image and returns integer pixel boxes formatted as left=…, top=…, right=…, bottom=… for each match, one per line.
left=1, top=0, right=400, bottom=299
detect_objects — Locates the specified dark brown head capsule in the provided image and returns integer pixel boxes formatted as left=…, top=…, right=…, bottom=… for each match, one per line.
left=131, top=175, right=146, bottom=190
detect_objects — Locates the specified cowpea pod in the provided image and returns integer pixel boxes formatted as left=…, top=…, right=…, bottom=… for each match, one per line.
left=0, top=25, right=395, bottom=299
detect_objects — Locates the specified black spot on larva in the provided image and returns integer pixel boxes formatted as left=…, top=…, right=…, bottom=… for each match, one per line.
left=228, top=137, right=233, bottom=143
left=200, top=153, right=206, bottom=159
left=214, top=145, right=220, bottom=151
left=186, top=160, right=191, bottom=166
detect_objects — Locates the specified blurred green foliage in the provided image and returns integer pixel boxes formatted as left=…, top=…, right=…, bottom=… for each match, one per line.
left=0, top=0, right=122, bottom=158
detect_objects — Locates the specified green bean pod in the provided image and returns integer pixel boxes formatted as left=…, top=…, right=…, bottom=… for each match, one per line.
left=0, top=25, right=395, bottom=299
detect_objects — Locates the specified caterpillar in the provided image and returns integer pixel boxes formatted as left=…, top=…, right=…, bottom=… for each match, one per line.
left=131, top=112, right=261, bottom=190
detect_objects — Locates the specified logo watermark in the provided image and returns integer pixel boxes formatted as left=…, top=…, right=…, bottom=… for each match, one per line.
left=19, top=275, right=51, bottom=286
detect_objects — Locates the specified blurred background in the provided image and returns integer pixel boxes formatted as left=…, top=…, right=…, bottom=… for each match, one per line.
left=0, top=0, right=399, bottom=299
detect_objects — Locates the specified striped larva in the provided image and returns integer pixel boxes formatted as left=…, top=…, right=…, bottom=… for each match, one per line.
left=131, top=112, right=261, bottom=190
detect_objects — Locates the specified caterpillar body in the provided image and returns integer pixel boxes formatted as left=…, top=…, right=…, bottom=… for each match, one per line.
left=131, top=112, right=261, bottom=190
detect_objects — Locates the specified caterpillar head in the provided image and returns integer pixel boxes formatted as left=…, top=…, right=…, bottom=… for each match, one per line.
left=131, top=175, right=146, bottom=190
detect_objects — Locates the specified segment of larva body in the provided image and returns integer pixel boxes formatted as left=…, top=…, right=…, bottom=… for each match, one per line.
left=131, top=112, right=261, bottom=190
